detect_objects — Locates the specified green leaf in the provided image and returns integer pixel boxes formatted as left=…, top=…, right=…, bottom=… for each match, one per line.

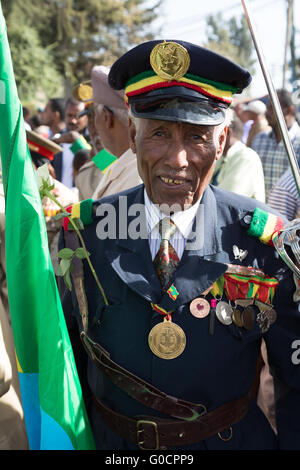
left=64, top=270, right=72, bottom=291
left=75, top=247, right=90, bottom=259
left=58, top=248, right=74, bottom=260
left=53, top=211, right=69, bottom=221
left=55, top=264, right=63, bottom=277
left=69, top=217, right=84, bottom=231
left=60, top=258, right=71, bottom=276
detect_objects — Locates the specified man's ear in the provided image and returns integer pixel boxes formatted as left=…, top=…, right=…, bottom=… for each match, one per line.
left=103, top=106, right=114, bottom=128
left=128, top=117, right=137, bottom=153
left=215, top=125, right=228, bottom=161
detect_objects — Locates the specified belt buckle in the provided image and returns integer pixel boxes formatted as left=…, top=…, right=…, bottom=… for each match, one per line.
left=137, top=420, right=159, bottom=450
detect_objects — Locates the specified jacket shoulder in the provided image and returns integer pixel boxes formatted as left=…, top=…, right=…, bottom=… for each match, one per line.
left=210, top=185, right=286, bottom=246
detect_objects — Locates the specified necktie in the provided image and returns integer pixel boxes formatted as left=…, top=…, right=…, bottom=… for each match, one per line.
left=153, top=217, right=179, bottom=291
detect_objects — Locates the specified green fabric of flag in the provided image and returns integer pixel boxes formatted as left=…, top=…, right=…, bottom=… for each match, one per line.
left=0, top=3, right=95, bottom=450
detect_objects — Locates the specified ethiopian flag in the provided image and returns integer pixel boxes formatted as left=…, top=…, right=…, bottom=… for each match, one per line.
left=0, top=4, right=95, bottom=450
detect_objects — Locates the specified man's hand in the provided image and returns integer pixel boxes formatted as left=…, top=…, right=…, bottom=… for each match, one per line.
left=53, top=131, right=81, bottom=144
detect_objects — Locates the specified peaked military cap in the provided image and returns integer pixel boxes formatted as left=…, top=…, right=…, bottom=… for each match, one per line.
left=108, top=39, right=252, bottom=125
left=26, top=129, right=62, bottom=167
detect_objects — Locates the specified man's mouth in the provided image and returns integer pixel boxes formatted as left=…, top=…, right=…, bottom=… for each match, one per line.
left=159, top=176, right=188, bottom=186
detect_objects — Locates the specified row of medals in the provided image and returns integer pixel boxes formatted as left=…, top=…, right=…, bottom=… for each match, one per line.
left=148, top=297, right=277, bottom=360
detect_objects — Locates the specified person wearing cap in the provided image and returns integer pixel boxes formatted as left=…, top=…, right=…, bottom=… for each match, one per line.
left=61, top=40, right=300, bottom=450
left=251, top=89, right=300, bottom=198
left=73, top=96, right=115, bottom=201
left=27, top=130, right=79, bottom=270
left=90, top=65, right=142, bottom=199
left=212, top=110, right=265, bottom=201
left=241, top=99, right=270, bottom=147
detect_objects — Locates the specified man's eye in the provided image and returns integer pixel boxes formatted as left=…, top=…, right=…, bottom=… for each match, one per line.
left=154, top=130, right=165, bottom=137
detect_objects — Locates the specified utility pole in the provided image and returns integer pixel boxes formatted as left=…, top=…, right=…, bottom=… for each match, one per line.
left=282, top=0, right=294, bottom=89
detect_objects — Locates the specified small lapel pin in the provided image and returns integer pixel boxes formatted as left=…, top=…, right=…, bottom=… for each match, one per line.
left=233, top=245, right=248, bottom=262
left=167, top=284, right=179, bottom=300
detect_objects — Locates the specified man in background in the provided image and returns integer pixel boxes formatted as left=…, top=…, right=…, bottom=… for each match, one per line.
left=51, top=97, right=90, bottom=188
left=90, top=65, right=142, bottom=199
left=212, top=110, right=265, bottom=201
left=242, top=99, right=270, bottom=147
left=41, top=98, right=66, bottom=138
left=251, top=89, right=300, bottom=198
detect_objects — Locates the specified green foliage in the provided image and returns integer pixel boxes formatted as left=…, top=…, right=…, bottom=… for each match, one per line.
left=204, top=13, right=256, bottom=75
left=5, top=18, right=63, bottom=102
left=3, top=0, right=162, bottom=102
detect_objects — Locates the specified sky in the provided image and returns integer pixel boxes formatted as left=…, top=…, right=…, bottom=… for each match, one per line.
left=149, top=0, right=300, bottom=99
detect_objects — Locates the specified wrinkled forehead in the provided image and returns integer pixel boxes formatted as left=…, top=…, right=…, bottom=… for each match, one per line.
left=131, top=114, right=221, bottom=138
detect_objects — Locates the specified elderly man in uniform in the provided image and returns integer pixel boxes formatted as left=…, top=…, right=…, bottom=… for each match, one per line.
left=61, top=40, right=300, bottom=450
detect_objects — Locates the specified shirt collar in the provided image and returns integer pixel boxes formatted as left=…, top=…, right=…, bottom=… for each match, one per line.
left=144, top=188, right=201, bottom=239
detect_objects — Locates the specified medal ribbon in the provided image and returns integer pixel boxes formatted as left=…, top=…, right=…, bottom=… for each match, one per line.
left=210, top=276, right=225, bottom=298
left=151, top=303, right=173, bottom=321
left=223, top=273, right=278, bottom=303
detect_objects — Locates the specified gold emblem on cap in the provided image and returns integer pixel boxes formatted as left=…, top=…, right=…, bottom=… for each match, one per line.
left=150, top=41, right=190, bottom=81
left=72, top=81, right=93, bottom=102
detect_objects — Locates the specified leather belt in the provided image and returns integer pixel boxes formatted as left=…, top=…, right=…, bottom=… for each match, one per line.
left=93, top=393, right=251, bottom=450
left=81, top=332, right=208, bottom=421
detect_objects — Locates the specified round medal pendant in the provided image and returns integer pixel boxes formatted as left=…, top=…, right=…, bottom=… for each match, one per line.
left=242, top=306, right=255, bottom=330
left=148, top=318, right=186, bottom=360
left=216, top=301, right=233, bottom=325
left=265, top=308, right=277, bottom=325
left=190, top=298, right=210, bottom=318
left=257, top=312, right=270, bottom=333
left=232, top=308, right=244, bottom=327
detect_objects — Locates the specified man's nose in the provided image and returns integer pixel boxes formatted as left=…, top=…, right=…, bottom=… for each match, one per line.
left=165, top=140, right=189, bottom=169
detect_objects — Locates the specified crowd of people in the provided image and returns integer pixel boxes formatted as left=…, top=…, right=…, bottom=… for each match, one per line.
left=22, top=82, right=300, bottom=225
left=1, top=37, right=300, bottom=451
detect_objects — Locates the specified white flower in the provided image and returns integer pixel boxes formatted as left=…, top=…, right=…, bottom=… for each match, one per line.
left=35, top=163, right=54, bottom=191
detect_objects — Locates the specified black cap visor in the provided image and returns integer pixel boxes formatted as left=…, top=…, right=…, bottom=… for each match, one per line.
left=129, top=87, right=227, bottom=125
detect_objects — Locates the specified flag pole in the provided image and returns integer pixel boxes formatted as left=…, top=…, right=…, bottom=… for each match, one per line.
left=241, top=0, right=300, bottom=197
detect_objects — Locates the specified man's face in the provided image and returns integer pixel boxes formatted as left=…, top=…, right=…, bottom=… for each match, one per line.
left=65, top=103, right=87, bottom=132
left=41, top=102, right=54, bottom=127
left=129, top=118, right=226, bottom=209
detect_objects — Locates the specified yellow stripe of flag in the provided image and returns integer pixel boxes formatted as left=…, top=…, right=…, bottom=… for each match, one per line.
left=260, top=213, right=277, bottom=244
left=71, top=203, right=81, bottom=219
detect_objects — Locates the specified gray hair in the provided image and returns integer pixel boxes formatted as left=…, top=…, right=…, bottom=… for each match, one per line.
left=95, top=103, right=129, bottom=127
left=215, top=107, right=233, bottom=139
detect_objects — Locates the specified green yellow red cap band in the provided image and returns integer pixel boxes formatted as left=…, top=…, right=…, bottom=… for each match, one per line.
left=124, top=70, right=238, bottom=105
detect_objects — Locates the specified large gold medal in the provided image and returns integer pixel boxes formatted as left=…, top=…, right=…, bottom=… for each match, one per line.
left=150, top=41, right=190, bottom=81
left=148, top=317, right=186, bottom=360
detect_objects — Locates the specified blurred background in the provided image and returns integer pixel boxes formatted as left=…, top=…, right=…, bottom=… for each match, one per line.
left=3, top=0, right=299, bottom=110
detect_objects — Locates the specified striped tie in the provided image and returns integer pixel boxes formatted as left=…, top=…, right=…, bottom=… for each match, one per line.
left=153, top=217, right=179, bottom=291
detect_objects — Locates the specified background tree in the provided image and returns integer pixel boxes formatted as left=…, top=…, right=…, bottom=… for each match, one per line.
left=204, top=13, right=256, bottom=75
left=3, top=0, right=162, bottom=103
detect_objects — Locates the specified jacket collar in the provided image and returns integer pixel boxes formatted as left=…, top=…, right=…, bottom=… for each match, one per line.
left=105, top=185, right=227, bottom=306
